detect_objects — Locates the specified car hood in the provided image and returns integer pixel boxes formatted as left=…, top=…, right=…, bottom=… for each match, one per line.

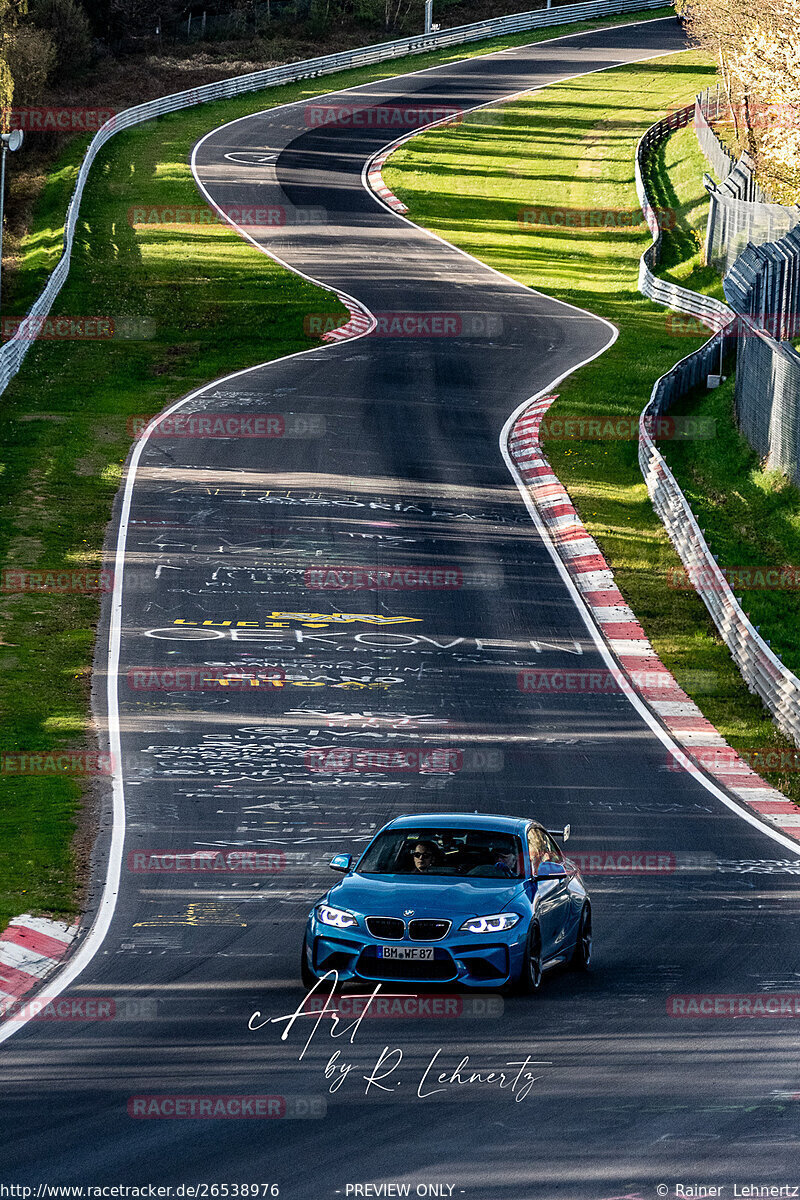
left=326, top=873, right=525, bottom=918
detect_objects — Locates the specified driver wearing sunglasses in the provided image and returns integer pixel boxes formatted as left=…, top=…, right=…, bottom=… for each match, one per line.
left=410, top=840, right=442, bottom=872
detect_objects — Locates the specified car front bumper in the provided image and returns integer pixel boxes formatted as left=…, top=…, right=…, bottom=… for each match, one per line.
left=305, top=918, right=530, bottom=988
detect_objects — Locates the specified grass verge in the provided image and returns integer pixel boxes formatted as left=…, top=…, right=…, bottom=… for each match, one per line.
left=0, top=8, right=676, bottom=931
left=384, top=50, right=800, bottom=804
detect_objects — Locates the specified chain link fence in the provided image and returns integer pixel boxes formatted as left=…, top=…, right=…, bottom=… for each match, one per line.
left=636, top=110, right=800, bottom=749
left=731, top=323, right=800, bottom=484
left=693, top=87, right=736, bottom=183
left=696, top=90, right=800, bottom=274
left=692, top=92, right=800, bottom=488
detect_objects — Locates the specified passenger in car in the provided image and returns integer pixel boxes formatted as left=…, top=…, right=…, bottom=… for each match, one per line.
left=527, top=825, right=551, bottom=873
left=467, top=844, right=519, bottom=877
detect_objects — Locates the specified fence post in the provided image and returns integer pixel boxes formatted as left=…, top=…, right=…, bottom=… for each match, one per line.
left=703, top=179, right=716, bottom=267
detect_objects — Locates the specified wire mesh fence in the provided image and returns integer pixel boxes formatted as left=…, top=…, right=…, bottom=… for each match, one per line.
left=636, top=109, right=800, bottom=749
left=696, top=90, right=800, bottom=274
left=691, top=93, right=800, bottom=489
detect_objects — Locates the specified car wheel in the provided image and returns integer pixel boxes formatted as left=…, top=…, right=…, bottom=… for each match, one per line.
left=516, top=922, right=543, bottom=994
left=572, top=904, right=592, bottom=970
left=300, top=933, right=316, bottom=988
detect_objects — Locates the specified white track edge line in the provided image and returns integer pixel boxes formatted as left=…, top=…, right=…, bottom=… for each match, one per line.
left=356, top=47, right=800, bottom=856
left=500, top=396, right=800, bottom=857
left=0, top=217, right=378, bottom=1051
left=0, top=15, right=745, bottom=1046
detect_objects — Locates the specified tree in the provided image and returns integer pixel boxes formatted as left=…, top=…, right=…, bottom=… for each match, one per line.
left=730, top=0, right=800, bottom=197
left=29, top=0, right=94, bottom=77
left=678, top=0, right=761, bottom=144
left=0, top=0, right=28, bottom=130
left=4, top=24, right=57, bottom=104
left=679, top=0, right=800, bottom=200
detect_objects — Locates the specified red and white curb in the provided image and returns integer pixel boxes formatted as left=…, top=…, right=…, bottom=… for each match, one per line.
left=366, top=150, right=410, bottom=215
left=0, top=914, right=79, bottom=1015
left=365, top=109, right=464, bottom=218
left=322, top=294, right=375, bottom=342
left=509, top=394, right=800, bottom=842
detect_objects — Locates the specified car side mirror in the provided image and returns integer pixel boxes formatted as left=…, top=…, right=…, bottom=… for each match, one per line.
left=535, top=861, right=568, bottom=879
left=330, top=854, right=352, bottom=873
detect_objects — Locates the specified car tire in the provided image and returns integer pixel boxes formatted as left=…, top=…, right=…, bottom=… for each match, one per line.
left=515, top=922, right=543, bottom=994
left=300, top=933, right=316, bottom=988
left=571, top=903, right=592, bottom=971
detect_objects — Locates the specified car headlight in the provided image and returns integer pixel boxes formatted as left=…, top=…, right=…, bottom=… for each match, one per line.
left=459, top=912, right=521, bottom=934
left=316, top=903, right=358, bottom=930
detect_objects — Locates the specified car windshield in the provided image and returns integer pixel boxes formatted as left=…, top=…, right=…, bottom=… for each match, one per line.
left=356, top=828, right=524, bottom=879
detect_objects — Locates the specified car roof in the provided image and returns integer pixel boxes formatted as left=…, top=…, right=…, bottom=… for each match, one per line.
left=382, top=813, right=531, bottom=834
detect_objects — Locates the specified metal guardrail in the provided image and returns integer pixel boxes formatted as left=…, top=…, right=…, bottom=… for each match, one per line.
left=635, top=104, right=734, bottom=334
left=635, top=108, right=800, bottom=749
left=0, top=0, right=668, bottom=400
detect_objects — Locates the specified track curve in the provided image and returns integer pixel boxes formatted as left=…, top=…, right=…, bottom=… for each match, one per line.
left=2, top=17, right=800, bottom=1198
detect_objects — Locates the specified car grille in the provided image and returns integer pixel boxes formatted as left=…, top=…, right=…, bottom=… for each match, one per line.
left=408, top=919, right=450, bottom=941
left=365, top=916, right=405, bottom=940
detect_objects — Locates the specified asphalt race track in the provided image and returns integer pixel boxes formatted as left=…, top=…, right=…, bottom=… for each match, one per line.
left=2, top=16, right=800, bottom=1198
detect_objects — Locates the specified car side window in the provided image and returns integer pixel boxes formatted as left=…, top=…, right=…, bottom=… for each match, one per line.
left=527, top=825, right=549, bottom=874
left=545, top=834, right=564, bottom=864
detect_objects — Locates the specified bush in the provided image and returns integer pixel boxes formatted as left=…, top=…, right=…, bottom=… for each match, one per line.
left=29, top=0, right=95, bottom=78
left=4, top=25, right=57, bottom=104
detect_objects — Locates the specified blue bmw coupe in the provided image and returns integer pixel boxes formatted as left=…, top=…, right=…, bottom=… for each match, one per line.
left=301, top=813, right=591, bottom=993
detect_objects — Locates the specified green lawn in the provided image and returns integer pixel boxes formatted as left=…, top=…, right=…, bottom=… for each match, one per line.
left=0, top=9, right=676, bottom=929
left=643, top=123, right=723, bottom=300
left=384, top=51, right=800, bottom=804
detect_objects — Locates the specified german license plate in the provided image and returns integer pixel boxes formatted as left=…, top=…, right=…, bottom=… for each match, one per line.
left=378, top=946, right=434, bottom=961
